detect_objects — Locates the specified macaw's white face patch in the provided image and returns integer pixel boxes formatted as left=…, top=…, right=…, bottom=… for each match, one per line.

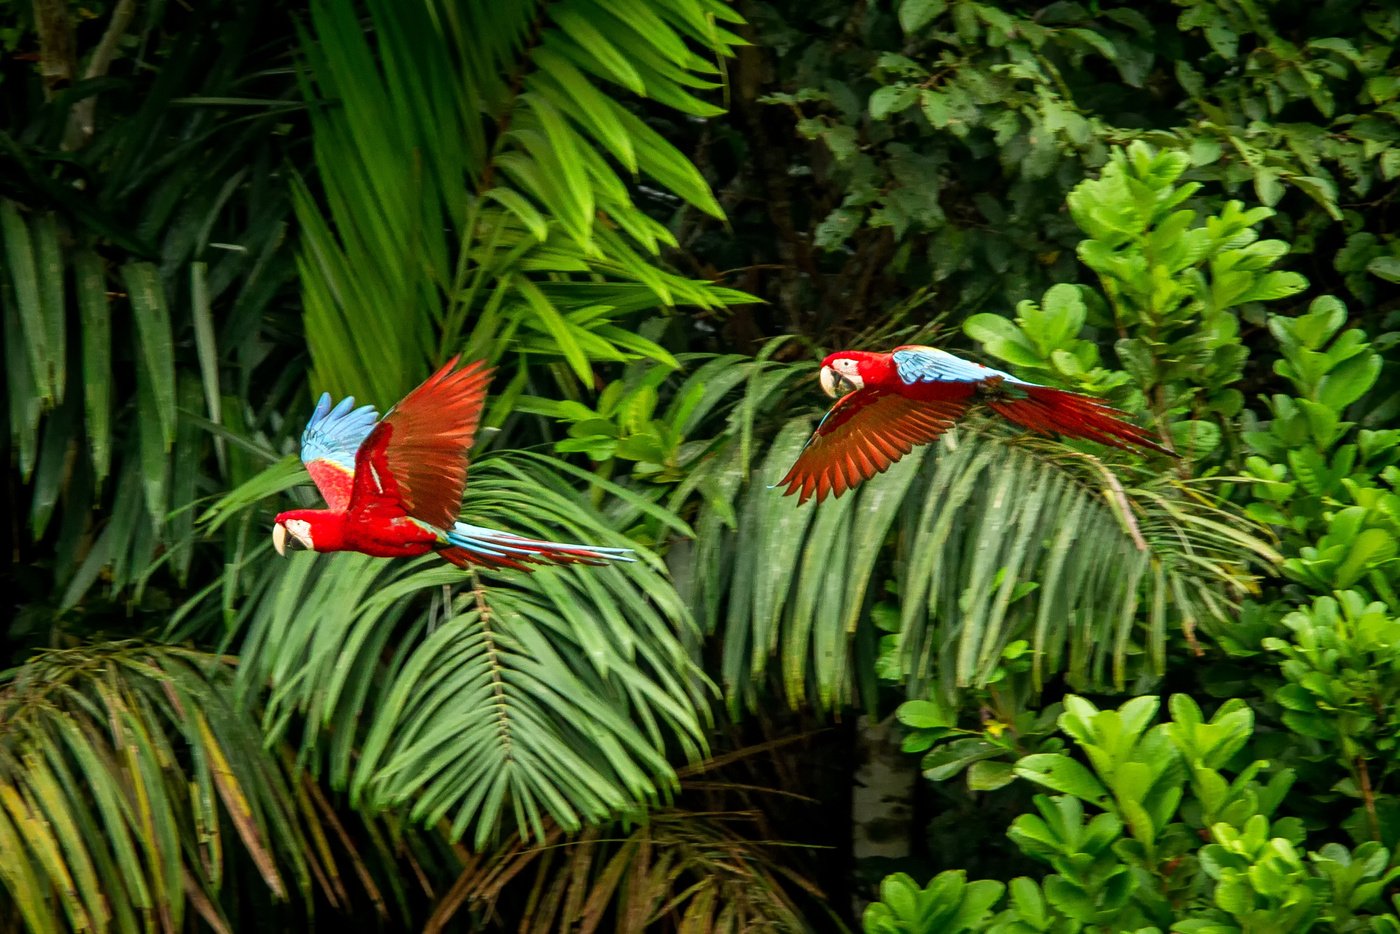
left=820, top=358, right=864, bottom=397
left=273, top=518, right=315, bottom=555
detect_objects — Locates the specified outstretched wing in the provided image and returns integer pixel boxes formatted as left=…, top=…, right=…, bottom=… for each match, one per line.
left=348, top=357, right=493, bottom=528
left=778, top=388, right=968, bottom=504
left=891, top=345, right=1032, bottom=388
left=300, top=393, right=380, bottom=510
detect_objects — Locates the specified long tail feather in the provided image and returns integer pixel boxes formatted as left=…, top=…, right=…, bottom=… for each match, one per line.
left=437, top=522, right=635, bottom=571
left=986, top=387, right=1177, bottom=457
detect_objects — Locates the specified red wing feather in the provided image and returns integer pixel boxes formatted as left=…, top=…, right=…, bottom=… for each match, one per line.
left=987, top=387, right=1177, bottom=457
left=349, top=357, right=493, bottom=527
left=778, top=389, right=968, bottom=504
left=435, top=543, right=619, bottom=573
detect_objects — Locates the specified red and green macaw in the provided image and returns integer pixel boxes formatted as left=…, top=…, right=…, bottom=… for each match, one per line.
left=273, top=356, right=632, bottom=570
left=779, top=345, right=1176, bottom=504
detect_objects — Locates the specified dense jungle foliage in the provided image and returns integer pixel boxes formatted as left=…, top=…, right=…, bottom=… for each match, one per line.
left=2, top=0, right=1398, bottom=930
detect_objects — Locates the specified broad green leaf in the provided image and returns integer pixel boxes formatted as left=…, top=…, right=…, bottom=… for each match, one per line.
left=899, top=0, right=947, bottom=33
left=1015, top=753, right=1110, bottom=804
left=189, top=263, right=225, bottom=469
left=122, top=262, right=178, bottom=449
left=32, top=212, right=66, bottom=405
left=1366, top=255, right=1400, bottom=283
left=897, top=699, right=953, bottom=729
left=73, top=251, right=112, bottom=485
left=1, top=200, right=55, bottom=406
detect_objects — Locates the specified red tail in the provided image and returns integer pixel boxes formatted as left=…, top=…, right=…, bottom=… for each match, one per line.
left=986, top=387, right=1177, bottom=456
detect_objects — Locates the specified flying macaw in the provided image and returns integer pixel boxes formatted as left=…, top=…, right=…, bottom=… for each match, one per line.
left=272, top=356, right=633, bottom=570
left=778, top=345, right=1176, bottom=504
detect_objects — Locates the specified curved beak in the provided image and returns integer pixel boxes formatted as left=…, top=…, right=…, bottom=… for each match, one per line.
left=272, top=522, right=311, bottom=556
left=819, top=366, right=860, bottom=399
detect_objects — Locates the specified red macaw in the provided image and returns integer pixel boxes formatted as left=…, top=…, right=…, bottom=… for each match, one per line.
left=778, top=345, right=1176, bottom=504
left=273, top=356, right=632, bottom=570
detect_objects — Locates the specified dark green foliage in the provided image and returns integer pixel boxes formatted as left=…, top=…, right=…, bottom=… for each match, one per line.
left=2, top=0, right=307, bottom=638
left=4, top=0, right=1400, bottom=930
left=868, top=694, right=1400, bottom=932
left=690, top=0, right=1400, bottom=344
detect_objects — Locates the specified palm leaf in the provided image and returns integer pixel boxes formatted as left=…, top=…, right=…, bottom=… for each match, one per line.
left=0, top=644, right=389, bottom=933
left=422, top=741, right=831, bottom=933
left=231, top=455, right=711, bottom=850
left=295, top=0, right=750, bottom=405
left=427, top=811, right=820, bottom=933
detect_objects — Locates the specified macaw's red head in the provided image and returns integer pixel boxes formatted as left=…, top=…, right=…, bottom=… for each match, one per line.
left=818, top=350, right=890, bottom=398
left=272, top=509, right=345, bottom=556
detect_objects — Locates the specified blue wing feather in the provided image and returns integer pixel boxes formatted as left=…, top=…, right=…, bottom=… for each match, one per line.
left=300, top=392, right=380, bottom=472
left=891, top=346, right=1034, bottom=387
left=405, top=517, right=634, bottom=569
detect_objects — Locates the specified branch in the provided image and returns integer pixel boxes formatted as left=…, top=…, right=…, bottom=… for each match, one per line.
left=32, top=0, right=75, bottom=98
left=64, top=0, right=137, bottom=150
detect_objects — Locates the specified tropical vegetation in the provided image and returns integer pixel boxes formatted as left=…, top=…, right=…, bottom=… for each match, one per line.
left=2, top=0, right=1397, bottom=930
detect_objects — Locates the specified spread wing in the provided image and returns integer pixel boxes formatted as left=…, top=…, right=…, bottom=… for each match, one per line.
left=777, top=387, right=968, bottom=504
left=348, top=356, right=493, bottom=528
left=891, top=345, right=1032, bottom=388
left=300, top=393, right=380, bottom=511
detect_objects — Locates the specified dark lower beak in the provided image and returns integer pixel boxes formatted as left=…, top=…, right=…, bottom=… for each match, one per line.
left=819, top=366, right=858, bottom=398
left=272, top=523, right=311, bottom=556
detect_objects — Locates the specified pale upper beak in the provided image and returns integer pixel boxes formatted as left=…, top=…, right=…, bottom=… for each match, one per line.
left=272, top=522, right=312, bottom=556
left=819, top=366, right=861, bottom=399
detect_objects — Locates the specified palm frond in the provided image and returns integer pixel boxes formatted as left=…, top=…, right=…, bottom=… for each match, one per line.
left=421, top=734, right=833, bottom=934
left=231, top=455, right=711, bottom=850
left=295, top=0, right=751, bottom=404
left=426, top=811, right=820, bottom=933
left=0, top=644, right=380, bottom=933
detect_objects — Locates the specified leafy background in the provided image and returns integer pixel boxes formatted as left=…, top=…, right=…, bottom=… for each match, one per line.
left=2, top=0, right=1399, bottom=930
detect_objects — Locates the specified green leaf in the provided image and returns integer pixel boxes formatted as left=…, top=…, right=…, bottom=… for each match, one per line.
left=964, top=314, right=1046, bottom=368
left=897, top=699, right=954, bottom=729
left=515, top=276, right=594, bottom=382
left=919, top=89, right=951, bottom=128
left=199, top=455, right=308, bottom=533
left=923, top=738, right=1005, bottom=781
left=1318, top=353, right=1381, bottom=411
left=1015, top=754, right=1110, bottom=804
left=121, top=262, right=178, bottom=449
left=32, top=212, right=66, bottom=406
left=870, top=84, right=919, bottom=120
left=814, top=204, right=863, bottom=250
left=1, top=201, right=56, bottom=406
left=1334, top=528, right=1397, bottom=589
left=1253, top=169, right=1284, bottom=207
left=189, top=262, right=224, bottom=472
left=484, top=188, right=549, bottom=242
left=1169, top=420, right=1222, bottom=459
left=899, top=0, right=947, bottom=33
left=968, top=760, right=1017, bottom=791
left=73, top=251, right=112, bottom=485
left=1366, top=255, right=1400, bottom=283
left=1021, top=284, right=1086, bottom=356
